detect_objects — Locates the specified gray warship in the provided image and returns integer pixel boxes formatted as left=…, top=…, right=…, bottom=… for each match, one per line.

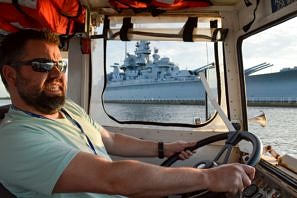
left=103, top=40, right=210, bottom=104
left=103, top=41, right=297, bottom=106
left=246, top=65, right=297, bottom=106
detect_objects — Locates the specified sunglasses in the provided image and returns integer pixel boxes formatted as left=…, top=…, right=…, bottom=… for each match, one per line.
left=12, top=58, right=67, bottom=73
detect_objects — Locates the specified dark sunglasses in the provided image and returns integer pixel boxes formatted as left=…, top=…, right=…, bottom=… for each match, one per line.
left=12, top=58, right=67, bottom=73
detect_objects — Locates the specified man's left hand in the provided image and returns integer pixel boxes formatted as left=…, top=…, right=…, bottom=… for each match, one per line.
left=164, top=141, right=196, bottom=160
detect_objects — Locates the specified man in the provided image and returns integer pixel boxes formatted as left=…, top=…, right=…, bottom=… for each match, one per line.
left=0, top=29, right=255, bottom=198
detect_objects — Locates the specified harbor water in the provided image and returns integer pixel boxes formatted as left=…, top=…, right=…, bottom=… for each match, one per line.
left=1, top=99, right=296, bottom=158
left=104, top=103, right=297, bottom=158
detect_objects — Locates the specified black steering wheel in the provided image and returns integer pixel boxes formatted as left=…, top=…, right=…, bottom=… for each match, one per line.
left=161, top=131, right=262, bottom=198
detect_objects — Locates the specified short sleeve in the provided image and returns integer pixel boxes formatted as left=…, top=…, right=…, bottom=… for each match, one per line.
left=0, top=124, right=80, bottom=195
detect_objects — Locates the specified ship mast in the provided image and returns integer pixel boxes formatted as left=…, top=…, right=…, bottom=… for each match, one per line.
left=135, top=41, right=151, bottom=66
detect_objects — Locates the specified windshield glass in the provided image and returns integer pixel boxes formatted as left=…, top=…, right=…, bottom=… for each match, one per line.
left=102, top=40, right=219, bottom=125
left=97, top=16, right=227, bottom=126
left=242, top=17, right=297, bottom=158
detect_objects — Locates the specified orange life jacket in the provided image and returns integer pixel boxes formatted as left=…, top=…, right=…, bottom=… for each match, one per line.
left=0, top=0, right=85, bottom=34
left=109, top=0, right=211, bottom=13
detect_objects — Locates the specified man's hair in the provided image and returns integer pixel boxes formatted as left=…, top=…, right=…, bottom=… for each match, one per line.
left=0, top=29, right=60, bottom=88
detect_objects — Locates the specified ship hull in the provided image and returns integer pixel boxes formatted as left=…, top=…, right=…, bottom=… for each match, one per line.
left=104, top=70, right=297, bottom=106
left=104, top=80, right=207, bottom=105
left=246, top=69, right=297, bottom=106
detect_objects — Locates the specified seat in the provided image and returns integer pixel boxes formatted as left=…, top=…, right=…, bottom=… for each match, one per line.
left=0, top=104, right=10, bottom=119
left=0, top=104, right=16, bottom=198
left=0, top=183, right=15, bottom=198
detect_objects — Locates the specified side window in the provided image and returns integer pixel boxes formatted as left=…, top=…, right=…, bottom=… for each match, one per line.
left=0, top=82, right=10, bottom=105
left=242, top=17, right=297, bottom=158
left=103, top=40, right=220, bottom=125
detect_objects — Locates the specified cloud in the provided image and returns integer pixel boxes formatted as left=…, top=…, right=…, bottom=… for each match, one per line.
left=243, top=17, right=297, bottom=73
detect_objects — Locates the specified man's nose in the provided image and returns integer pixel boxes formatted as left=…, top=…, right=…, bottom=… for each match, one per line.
left=48, top=66, right=64, bottom=77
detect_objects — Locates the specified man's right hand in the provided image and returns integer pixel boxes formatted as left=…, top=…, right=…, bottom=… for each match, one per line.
left=204, top=163, right=255, bottom=194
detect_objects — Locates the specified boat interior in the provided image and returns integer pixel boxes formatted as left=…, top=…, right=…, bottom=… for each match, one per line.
left=0, top=0, right=297, bottom=197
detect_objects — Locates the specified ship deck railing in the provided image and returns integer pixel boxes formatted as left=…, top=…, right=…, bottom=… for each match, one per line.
left=247, top=97, right=297, bottom=107
left=103, top=99, right=205, bottom=105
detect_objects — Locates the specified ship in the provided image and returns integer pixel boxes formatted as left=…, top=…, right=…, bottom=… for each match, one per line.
left=103, top=41, right=297, bottom=106
left=246, top=65, right=297, bottom=106
left=103, top=40, right=208, bottom=105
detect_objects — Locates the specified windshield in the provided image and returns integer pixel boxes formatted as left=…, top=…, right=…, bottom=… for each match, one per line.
left=242, top=16, right=297, bottom=158
left=101, top=16, right=225, bottom=126
left=102, top=40, right=219, bottom=125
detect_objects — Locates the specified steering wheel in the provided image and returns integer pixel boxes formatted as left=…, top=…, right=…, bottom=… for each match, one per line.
left=161, top=131, right=262, bottom=198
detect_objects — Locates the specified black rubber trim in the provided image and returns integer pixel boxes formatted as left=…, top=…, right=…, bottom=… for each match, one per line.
left=258, top=159, right=297, bottom=190
left=120, top=17, right=133, bottom=41
left=183, top=17, right=198, bottom=42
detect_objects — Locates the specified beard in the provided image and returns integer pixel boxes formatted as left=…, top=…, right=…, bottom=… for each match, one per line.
left=16, top=73, right=66, bottom=114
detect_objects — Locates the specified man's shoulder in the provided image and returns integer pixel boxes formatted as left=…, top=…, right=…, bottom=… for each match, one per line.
left=64, top=99, right=83, bottom=111
left=0, top=107, right=35, bottom=129
left=64, top=99, right=87, bottom=117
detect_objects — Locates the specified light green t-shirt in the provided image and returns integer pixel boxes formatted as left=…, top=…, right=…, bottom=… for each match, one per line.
left=0, top=100, right=124, bottom=198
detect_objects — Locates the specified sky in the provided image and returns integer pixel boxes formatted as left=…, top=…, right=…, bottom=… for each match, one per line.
left=242, top=17, right=297, bottom=74
left=1, top=17, right=297, bottom=97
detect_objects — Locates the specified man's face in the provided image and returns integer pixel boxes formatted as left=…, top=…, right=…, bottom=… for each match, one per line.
left=15, top=40, right=67, bottom=114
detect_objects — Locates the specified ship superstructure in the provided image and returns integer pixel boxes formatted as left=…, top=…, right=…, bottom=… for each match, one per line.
left=104, top=41, right=209, bottom=104
left=107, top=41, right=198, bottom=85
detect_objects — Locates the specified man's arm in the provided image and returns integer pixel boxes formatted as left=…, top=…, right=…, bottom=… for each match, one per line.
left=53, top=152, right=254, bottom=197
left=100, top=126, right=195, bottom=158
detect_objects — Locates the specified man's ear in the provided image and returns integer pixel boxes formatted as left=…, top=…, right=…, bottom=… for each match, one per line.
left=2, top=65, right=17, bottom=86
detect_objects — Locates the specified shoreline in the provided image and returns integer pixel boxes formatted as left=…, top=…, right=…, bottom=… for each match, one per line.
left=104, top=99, right=297, bottom=107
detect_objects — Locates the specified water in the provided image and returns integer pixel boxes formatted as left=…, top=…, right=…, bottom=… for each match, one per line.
left=104, top=103, right=297, bottom=158
left=1, top=99, right=296, bottom=158
left=105, top=103, right=209, bottom=124
left=247, top=106, right=297, bottom=158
